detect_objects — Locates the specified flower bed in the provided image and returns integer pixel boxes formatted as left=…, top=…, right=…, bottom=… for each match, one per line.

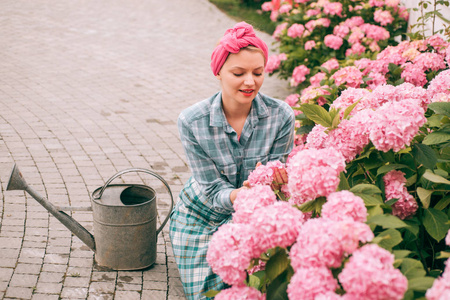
left=205, top=1, right=450, bottom=299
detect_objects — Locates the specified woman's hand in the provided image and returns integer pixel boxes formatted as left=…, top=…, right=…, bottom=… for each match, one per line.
left=270, top=167, right=288, bottom=192
left=230, top=186, right=248, bottom=204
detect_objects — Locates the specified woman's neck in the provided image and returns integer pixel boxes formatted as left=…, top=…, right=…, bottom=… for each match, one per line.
left=222, top=101, right=251, bottom=136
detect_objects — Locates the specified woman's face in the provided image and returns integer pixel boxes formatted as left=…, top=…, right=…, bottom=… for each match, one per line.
left=216, top=49, right=265, bottom=109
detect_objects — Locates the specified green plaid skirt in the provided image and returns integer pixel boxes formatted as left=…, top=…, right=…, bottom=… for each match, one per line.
left=169, top=177, right=232, bottom=300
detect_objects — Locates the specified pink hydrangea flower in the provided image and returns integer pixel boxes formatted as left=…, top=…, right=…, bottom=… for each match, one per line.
left=287, top=266, right=338, bottom=300
left=206, top=224, right=256, bottom=285
left=374, top=9, right=394, bottom=26
left=366, top=71, right=387, bottom=89
left=385, top=0, right=400, bottom=7
left=265, top=53, right=287, bottom=73
left=369, top=41, right=381, bottom=52
left=250, top=202, right=307, bottom=252
left=305, top=40, right=316, bottom=50
left=322, top=190, right=368, bottom=222
left=215, top=285, right=265, bottom=300
left=288, top=23, right=305, bottom=38
left=309, top=72, right=326, bottom=87
left=428, top=69, right=450, bottom=102
left=324, top=34, right=344, bottom=50
left=285, top=93, right=300, bottom=106
left=324, top=2, right=343, bottom=16
left=272, top=22, right=288, bottom=40
left=343, top=16, right=365, bottom=29
left=338, top=244, right=408, bottom=300
left=368, top=98, right=426, bottom=153
left=346, top=42, right=366, bottom=57
left=446, top=229, right=450, bottom=246
left=233, top=185, right=277, bottom=224
left=398, top=6, right=409, bottom=20
left=300, top=85, right=330, bottom=105
left=286, top=148, right=346, bottom=204
left=290, top=218, right=374, bottom=269
left=321, top=58, right=340, bottom=72
left=426, top=260, right=450, bottom=300
left=279, top=3, right=292, bottom=13
left=369, top=0, right=385, bottom=6
left=330, top=87, right=371, bottom=116
left=306, top=8, right=321, bottom=16
left=361, top=24, right=390, bottom=41
left=291, top=65, right=310, bottom=86
left=261, top=1, right=273, bottom=11
left=413, top=52, right=447, bottom=71
left=383, top=170, right=419, bottom=219
left=401, top=62, right=428, bottom=87
left=247, top=160, right=286, bottom=187
left=331, top=66, right=364, bottom=88
left=348, top=27, right=365, bottom=45
left=333, top=25, right=350, bottom=38
left=306, top=118, right=370, bottom=162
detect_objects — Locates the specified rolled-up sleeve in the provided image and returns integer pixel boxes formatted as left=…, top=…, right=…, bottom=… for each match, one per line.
left=178, top=115, right=235, bottom=213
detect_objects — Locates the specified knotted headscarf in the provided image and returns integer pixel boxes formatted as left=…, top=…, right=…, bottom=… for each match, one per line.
left=211, top=22, right=269, bottom=76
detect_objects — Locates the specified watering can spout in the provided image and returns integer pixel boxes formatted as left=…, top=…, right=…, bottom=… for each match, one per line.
left=7, top=164, right=96, bottom=251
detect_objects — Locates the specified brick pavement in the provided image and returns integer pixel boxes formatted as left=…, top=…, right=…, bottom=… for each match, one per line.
left=0, top=0, right=292, bottom=299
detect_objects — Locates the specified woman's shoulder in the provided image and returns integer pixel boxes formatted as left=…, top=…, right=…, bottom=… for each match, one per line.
left=178, top=92, right=220, bottom=124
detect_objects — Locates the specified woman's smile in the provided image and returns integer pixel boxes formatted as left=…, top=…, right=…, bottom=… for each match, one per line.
left=240, top=89, right=254, bottom=97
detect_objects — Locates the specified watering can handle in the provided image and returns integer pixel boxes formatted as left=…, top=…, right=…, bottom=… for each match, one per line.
left=94, top=168, right=174, bottom=235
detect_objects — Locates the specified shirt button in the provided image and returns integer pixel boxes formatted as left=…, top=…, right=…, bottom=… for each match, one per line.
left=221, top=170, right=224, bottom=174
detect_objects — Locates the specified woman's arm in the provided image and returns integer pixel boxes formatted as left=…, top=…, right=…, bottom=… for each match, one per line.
left=178, top=115, right=238, bottom=213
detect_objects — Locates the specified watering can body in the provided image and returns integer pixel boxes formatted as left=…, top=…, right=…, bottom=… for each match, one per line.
left=7, top=164, right=173, bottom=271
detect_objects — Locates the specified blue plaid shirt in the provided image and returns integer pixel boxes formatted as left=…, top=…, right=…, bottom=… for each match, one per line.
left=178, top=91, right=295, bottom=215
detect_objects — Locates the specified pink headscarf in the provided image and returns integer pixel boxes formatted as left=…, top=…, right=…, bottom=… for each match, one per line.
left=211, top=22, right=269, bottom=76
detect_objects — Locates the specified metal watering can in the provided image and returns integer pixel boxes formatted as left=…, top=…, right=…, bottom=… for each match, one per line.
left=6, top=163, right=174, bottom=270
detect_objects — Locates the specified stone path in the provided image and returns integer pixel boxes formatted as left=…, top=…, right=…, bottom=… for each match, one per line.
left=0, top=1, right=292, bottom=299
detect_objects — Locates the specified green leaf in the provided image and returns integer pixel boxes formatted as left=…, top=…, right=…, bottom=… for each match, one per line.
left=337, top=171, right=350, bottom=191
left=265, top=249, right=289, bottom=282
left=350, top=184, right=383, bottom=206
left=412, top=143, right=438, bottom=170
left=247, top=274, right=261, bottom=289
left=298, top=197, right=326, bottom=213
left=400, top=258, right=426, bottom=279
left=367, top=214, right=409, bottom=229
left=423, top=208, right=450, bottom=242
left=299, top=104, right=332, bottom=127
left=422, top=169, right=450, bottom=185
left=374, top=228, right=402, bottom=250
left=393, top=250, right=411, bottom=259
left=376, top=164, right=410, bottom=176
left=203, top=289, right=220, bottom=298
left=417, top=187, right=433, bottom=209
left=350, top=184, right=382, bottom=194
left=343, top=99, right=360, bottom=120
left=436, top=251, right=450, bottom=259
left=407, top=277, right=435, bottom=292
left=423, top=132, right=450, bottom=145
left=434, top=195, right=450, bottom=210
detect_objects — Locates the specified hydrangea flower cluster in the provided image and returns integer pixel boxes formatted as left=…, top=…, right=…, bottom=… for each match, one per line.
left=321, top=190, right=368, bottom=222
left=246, top=160, right=286, bottom=187
left=261, top=0, right=408, bottom=92
left=383, top=170, right=419, bottom=219
left=338, top=244, right=408, bottom=299
left=233, top=185, right=277, bottom=224
left=286, top=148, right=346, bottom=205
left=206, top=224, right=257, bottom=285
left=215, top=285, right=265, bottom=300
left=367, top=98, right=427, bottom=152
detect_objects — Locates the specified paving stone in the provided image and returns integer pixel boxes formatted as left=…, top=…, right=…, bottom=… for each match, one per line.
left=5, top=287, right=34, bottom=299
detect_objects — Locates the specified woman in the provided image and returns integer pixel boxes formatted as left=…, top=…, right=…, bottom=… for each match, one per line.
left=169, top=22, right=295, bottom=300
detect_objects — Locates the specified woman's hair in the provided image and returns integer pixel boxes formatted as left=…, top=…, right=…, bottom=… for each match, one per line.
left=211, top=22, right=268, bottom=76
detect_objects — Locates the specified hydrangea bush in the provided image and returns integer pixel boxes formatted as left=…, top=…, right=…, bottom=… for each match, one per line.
left=262, top=0, right=409, bottom=92
left=204, top=21, right=450, bottom=300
